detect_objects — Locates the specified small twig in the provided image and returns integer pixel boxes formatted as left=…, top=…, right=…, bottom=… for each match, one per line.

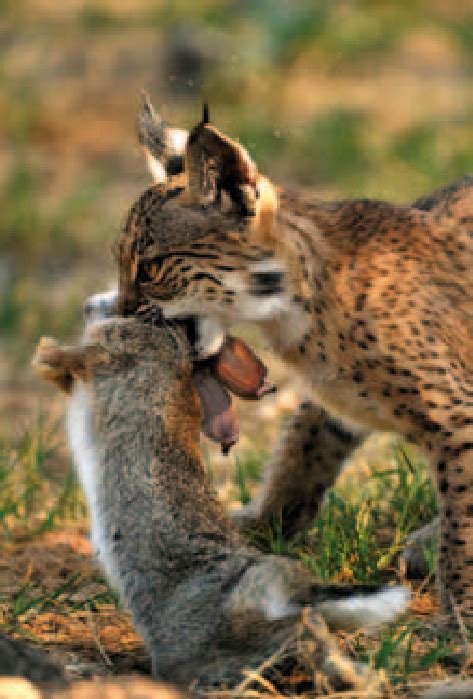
left=232, top=636, right=295, bottom=695
left=237, top=671, right=279, bottom=696
left=321, top=693, right=381, bottom=698
left=84, top=604, right=113, bottom=668
left=415, top=571, right=434, bottom=598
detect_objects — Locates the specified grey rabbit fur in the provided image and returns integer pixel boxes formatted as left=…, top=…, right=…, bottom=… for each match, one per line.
left=33, top=302, right=408, bottom=692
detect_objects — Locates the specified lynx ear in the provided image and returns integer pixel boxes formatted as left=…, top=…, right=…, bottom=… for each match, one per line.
left=202, top=102, right=210, bottom=125
left=137, top=91, right=187, bottom=183
left=33, top=337, right=88, bottom=393
left=253, top=175, right=278, bottom=239
left=137, top=91, right=165, bottom=152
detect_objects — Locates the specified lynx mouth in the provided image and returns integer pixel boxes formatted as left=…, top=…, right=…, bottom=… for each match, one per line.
left=191, top=333, right=275, bottom=454
left=137, top=312, right=275, bottom=454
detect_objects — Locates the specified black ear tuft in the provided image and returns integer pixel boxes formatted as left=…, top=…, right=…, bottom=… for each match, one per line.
left=140, top=89, right=152, bottom=116
left=202, top=102, right=210, bottom=124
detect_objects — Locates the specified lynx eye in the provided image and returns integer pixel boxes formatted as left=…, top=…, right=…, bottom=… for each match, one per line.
left=249, top=269, right=285, bottom=296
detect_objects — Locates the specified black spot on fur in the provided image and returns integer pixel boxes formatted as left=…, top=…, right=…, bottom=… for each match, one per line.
left=355, top=293, right=367, bottom=312
left=439, top=478, right=449, bottom=493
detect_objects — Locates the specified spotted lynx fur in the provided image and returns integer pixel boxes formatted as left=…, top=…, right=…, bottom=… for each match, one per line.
left=127, top=103, right=473, bottom=625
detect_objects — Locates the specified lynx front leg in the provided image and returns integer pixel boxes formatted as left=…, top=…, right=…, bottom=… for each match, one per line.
left=401, top=518, right=439, bottom=579
left=235, top=401, right=365, bottom=538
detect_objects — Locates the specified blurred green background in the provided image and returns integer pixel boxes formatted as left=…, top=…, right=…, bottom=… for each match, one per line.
left=2, top=0, right=473, bottom=417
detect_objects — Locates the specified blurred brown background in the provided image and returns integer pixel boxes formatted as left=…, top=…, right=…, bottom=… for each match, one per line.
left=3, top=0, right=473, bottom=421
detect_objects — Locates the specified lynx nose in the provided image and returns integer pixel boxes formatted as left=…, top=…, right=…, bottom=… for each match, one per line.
left=249, top=269, right=285, bottom=296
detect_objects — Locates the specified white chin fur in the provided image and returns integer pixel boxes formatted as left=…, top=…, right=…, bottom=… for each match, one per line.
left=240, top=294, right=290, bottom=320
left=318, top=586, right=410, bottom=631
left=165, top=127, right=188, bottom=157
left=145, top=150, right=167, bottom=184
left=144, top=127, right=188, bottom=183
left=195, top=316, right=225, bottom=358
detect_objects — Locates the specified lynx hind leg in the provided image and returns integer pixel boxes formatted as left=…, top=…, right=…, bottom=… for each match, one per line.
left=434, top=436, right=473, bottom=622
left=33, top=337, right=88, bottom=393
left=234, top=401, right=365, bottom=538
